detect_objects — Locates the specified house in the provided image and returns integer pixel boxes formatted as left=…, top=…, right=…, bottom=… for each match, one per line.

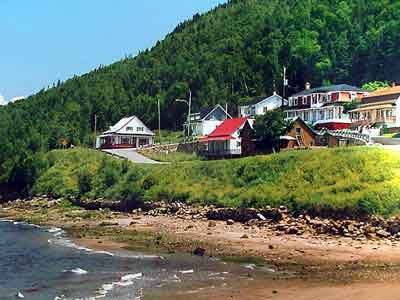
left=185, top=104, right=231, bottom=137
left=96, top=116, right=155, bottom=149
left=280, top=117, right=319, bottom=150
left=285, top=83, right=369, bottom=130
left=201, top=117, right=255, bottom=158
left=239, top=93, right=287, bottom=118
left=349, top=83, right=400, bottom=128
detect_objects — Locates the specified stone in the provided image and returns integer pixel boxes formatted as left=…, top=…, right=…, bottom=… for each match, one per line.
left=193, top=247, right=206, bottom=257
left=241, top=234, right=249, bottom=239
left=376, top=230, right=390, bottom=238
left=286, top=226, right=299, bottom=235
left=226, top=219, right=235, bottom=226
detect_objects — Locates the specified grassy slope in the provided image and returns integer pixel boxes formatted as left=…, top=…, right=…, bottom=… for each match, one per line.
left=33, top=147, right=400, bottom=217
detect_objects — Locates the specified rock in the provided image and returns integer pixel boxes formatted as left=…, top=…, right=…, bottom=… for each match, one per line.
left=241, top=234, right=249, bottom=239
left=286, top=226, right=299, bottom=235
left=257, top=213, right=267, bottom=221
left=272, top=290, right=278, bottom=294
left=376, top=230, right=390, bottom=238
left=269, top=245, right=274, bottom=250
left=226, top=219, right=235, bottom=226
left=193, top=247, right=206, bottom=257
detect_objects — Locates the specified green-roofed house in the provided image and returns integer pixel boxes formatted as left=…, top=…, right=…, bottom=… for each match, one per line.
left=285, top=83, right=369, bottom=130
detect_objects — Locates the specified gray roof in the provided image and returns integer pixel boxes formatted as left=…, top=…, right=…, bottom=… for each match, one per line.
left=291, top=84, right=367, bottom=97
left=241, top=94, right=283, bottom=106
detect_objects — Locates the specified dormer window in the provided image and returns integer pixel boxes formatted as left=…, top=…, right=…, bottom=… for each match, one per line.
left=126, top=127, right=134, bottom=131
left=137, top=126, right=144, bottom=132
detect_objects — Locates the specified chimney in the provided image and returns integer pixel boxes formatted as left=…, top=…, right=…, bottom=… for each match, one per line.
left=305, top=82, right=311, bottom=90
left=391, top=81, right=396, bottom=88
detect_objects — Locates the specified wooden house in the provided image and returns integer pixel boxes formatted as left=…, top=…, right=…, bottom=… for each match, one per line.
left=239, top=93, right=287, bottom=118
left=285, top=83, right=369, bottom=130
left=185, top=104, right=231, bottom=137
left=201, top=117, right=255, bottom=158
left=96, top=116, right=155, bottom=149
left=280, top=117, right=318, bottom=149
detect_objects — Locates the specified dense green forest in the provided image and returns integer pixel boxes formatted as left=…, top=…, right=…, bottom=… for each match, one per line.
left=1, top=0, right=400, bottom=190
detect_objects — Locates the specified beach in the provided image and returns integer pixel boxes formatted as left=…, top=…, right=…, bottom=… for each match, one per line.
left=3, top=198, right=400, bottom=299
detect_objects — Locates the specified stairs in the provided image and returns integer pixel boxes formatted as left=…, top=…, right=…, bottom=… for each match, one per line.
left=296, top=134, right=306, bottom=149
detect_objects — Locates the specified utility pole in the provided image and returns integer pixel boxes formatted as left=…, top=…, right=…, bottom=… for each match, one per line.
left=158, top=99, right=162, bottom=145
left=175, top=89, right=192, bottom=138
left=93, top=113, right=97, bottom=149
left=283, top=66, right=288, bottom=108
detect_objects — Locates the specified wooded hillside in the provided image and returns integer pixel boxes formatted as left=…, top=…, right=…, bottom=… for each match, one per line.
left=1, top=0, right=399, bottom=188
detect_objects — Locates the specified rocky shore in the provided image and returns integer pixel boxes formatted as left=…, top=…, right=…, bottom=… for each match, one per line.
left=143, top=201, right=400, bottom=242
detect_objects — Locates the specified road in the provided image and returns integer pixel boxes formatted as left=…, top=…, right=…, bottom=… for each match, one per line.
left=102, top=148, right=163, bottom=164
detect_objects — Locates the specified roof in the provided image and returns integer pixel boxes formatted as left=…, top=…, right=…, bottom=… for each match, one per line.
left=240, top=94, right=284, bottom=106
left=361, top=86, right=400, bottom=104
left=195, top=104, right=231, bottom=120
left=349, top=103, right=396, bottom=113
left=104, top=116, right=155, bottom=136
left=288, top=117, right=318, bottom=137
left=202, top=117, right=248, bottom=141
left=291, top=84, right=367, bottom=97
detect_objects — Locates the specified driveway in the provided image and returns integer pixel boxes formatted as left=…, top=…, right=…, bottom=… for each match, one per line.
left=102, top=148, right=163, bottom=164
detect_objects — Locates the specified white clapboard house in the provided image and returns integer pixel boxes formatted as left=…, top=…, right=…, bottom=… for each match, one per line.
left=96, top=116, right=155, bottom=149
left=185, top=104, right=232, bottom=137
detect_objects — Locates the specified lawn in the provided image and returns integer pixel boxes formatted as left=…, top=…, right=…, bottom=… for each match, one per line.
left=142, top=151, right=202, bottom=163
left=32, top=147, right=400, bottom=217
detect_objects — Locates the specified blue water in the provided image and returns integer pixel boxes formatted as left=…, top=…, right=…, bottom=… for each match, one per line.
left=0, top=220, right=255, bottom=300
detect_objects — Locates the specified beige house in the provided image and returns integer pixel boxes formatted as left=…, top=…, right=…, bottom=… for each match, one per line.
left=350, top=84, right=400, bottom=127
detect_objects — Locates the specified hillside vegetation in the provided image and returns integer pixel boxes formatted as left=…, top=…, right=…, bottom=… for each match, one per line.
left=1, top=0, right=400, bottom=189
left=32, top=147, right=400, bottom=217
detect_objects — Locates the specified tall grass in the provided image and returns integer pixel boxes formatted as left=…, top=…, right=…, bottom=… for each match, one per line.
left=32, top=147, right=400, bottom=217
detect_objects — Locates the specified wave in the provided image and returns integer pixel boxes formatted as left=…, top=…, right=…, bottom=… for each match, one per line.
left=63, top=268, right=88, bottom=275
left=95, top=273, right=143, bottom=298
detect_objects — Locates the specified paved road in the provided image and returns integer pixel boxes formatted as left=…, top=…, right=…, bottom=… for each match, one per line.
left=102, top=148, right=163, bottom=164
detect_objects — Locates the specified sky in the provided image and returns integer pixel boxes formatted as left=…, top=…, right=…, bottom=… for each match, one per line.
left=0, top=0, right=226, bottom=103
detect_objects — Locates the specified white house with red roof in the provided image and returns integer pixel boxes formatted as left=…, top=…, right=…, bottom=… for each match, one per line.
left=96, top=116, right=155, bottom=149
left=201, top=117, right=255, bottom=158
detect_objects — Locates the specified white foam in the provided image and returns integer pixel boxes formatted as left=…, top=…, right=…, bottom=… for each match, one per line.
left=17, top=292, right=24, bottom=299
left=121, top=273, right=143, bottom=281
left=68, top=268, right=88, bottom=275
left=179, top=269, right=194, bottom=274
left=94, top=250, right=114, bottom=257
left=48, top=227, right=63, bottom=233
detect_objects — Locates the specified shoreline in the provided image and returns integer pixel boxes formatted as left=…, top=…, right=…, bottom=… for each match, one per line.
left=4, top=198, right=400, bottom=299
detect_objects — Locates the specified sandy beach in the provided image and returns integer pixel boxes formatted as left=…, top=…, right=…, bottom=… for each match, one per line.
left=3, top=198, right=400, bottom=299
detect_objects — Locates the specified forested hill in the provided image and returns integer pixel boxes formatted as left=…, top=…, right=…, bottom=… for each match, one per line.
left=1, top=0, right=400, bottom=189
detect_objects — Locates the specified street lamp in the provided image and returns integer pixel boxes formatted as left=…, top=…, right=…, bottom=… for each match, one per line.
left=175, top=90, right=192, bottom=138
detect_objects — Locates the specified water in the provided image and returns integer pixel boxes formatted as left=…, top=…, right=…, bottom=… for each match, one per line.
left=0, top=220, right=262, bottom=300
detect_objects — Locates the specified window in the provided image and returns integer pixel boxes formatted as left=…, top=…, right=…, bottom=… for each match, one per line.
left=312, top=95, right=317, bottom=105
left=312, top=110, right=317, bottom=121
left=304, top=111, right=309, bottom=121
left=237, top=141, right=241, bottom=147
left=295, top=128, right=302, bottom=135
left=137, top=126, right=144, bottom=132
left=303, top=97, right=307, bottom=105
left=126, top=126, right=133, bottom=131
left=294, top=98, right=298, bottom=106
left=263, top=106, right=268, bottom=113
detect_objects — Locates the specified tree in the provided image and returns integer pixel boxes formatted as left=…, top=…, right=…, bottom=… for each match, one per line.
left=253, top=110, right=289, bottom=152
left=362, top=81, right=390, bottom=91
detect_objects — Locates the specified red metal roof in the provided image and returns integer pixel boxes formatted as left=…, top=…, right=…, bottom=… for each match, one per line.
left=202, top=117, right=248, bottom=142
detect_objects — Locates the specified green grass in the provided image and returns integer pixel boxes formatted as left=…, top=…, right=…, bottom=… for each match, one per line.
left=143, top=151, right=201, bottom=163
left=154, top=130, right=185, bottom=144
left=32, top=147, right=400, bottom=217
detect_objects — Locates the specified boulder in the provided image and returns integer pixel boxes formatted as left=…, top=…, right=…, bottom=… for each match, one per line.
left=226, top=219, right=235, bottom=226
left=193, top=247, right=206, bottom=257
